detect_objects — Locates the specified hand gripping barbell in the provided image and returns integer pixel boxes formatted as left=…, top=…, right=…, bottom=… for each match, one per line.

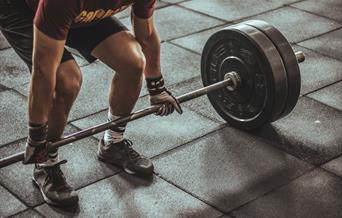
left=0, top=20, right=305, bottom=168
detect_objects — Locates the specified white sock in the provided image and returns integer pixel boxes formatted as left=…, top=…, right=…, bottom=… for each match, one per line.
left=104, top=110, right=126, bottom=145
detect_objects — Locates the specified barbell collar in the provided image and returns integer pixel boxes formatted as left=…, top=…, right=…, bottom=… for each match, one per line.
left=295, top=51, right=305, bottom=63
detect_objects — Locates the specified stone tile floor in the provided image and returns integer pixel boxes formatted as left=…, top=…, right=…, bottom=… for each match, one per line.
left=0, top=0, right=341, bottom=217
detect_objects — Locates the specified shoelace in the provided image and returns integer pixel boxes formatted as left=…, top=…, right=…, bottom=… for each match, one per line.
left=123, top=139, right=140, bottom=160
left=46, top=165, right=67, bottom=188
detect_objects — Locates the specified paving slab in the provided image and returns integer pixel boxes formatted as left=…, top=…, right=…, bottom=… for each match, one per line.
left=308, top=81, right=342, bottom=111
left=299, top=28, right=342, bottom=61
left=0, top=90, right=27, bottom=146
left=10, top=209, right=44, bottom=218
left=154, top=126, right=313, bottom=213
left=169, top=76, right=226, bottom=123
left=161, top=0, right=185, bottom=4
left=245, top=6, right=341, bottom=43
left=291, top=0, right=342, bottom=22
left=0, top=185, right=26, bottom=217
left=253, top=97, right=342, bottom=165
left=115, top=0, right=169, bottom=19
left=35, top=174, right=223, bottom=218
left=230, top=169, right=342, bottom=218
left=293, top=46, right=342, bottom=95
left=121, top=5, right=224, bottom=41
left=68, top=62, right=113, bottom=121
left=0, top=48, right=30, bottom=89
left=171, top=25, right=227, bottom=54
left=322, top=156, right=342, bottom=178
left=181, top=0, right=301, bottom=22
left=0, top=126, right=119, bottom=207
left=0, top=32, right=10, bottom=50
left=72, top=104, right=221, bottom=158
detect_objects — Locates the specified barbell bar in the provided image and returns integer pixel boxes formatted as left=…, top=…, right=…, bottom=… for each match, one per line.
left=0, top=20, right=305, bottom=168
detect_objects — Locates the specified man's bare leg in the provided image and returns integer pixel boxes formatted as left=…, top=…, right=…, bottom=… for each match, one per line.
left=91, top=31, right=153, bottom=176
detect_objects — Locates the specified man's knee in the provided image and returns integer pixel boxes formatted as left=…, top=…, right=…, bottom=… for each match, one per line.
left=55, top=60, right=82, bottom=101
left=119, top=48, right=146, bottom=80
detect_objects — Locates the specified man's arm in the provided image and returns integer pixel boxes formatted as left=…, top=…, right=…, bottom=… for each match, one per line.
left=131, top=14, right=161, bottom=78
left=131, top=13, right=182, bottom=115
left=29, top=26, right=65, bottom=123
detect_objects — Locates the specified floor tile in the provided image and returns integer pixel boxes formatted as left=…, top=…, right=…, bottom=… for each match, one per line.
left=0, top=91, right=27, bottom=146
left=121, top=5, right=224, bottom=41
left=294, top=46, right=342, bottom=95
left=322, top=156, right=342, bottom=178
left=0, top=49, right=30, bottom=89
left=68, top=62, right=114, bottom=121
left=72, top=105, right=221, bottom=158
left=246, top=6, right=341, bottom=43
left=254, top=97, right=342, bottom=165
left=0, top=185, right=26, bottom=217
left=10, top=209, right=43, bottom=218
left=154, top=127, right=313, bottom=213
left=168, top=76, right=226, bottom=123
left=171, top=25, right=227, bottom=54
left=231, top=169, right=342, bottom=218
left=115, top=0, right=169, bottom=19
left=0, top=126, right=119, bottom=207
left=181, top=0, right=302, bottom=22
left=35, top=174, right=223, bottom=218
left=308, top=81, right=342, bottom=111
left=292, top=0, right=342, bottom=22
left=0, top=32, right=10, bottom=50
left=299, top=28, right=342, bottom=61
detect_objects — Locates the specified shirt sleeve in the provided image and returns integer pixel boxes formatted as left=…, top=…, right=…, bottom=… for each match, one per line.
left=34, top=0, right=80, bottom=40
left=132, top=0, right=156, bottom=19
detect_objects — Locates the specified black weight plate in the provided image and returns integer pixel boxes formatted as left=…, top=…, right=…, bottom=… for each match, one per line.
left=243, top=20, right=301, bottom=119
left=201, top=23, right=288, bottom=130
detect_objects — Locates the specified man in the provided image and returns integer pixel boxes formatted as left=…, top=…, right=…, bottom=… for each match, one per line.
left=0, top=0, right=182, bottom=206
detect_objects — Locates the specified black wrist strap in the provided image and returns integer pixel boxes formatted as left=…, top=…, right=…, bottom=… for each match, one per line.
left=146, top=75, right=167, bottom=95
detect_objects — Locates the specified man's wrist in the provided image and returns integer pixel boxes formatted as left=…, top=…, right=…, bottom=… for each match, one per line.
left=146, top=75, right=167, bottom=95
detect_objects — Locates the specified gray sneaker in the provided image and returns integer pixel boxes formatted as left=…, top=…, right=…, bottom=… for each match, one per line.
left=33, top=160, right=79, bottom=206
left=97, top=139, right=154, bottom=176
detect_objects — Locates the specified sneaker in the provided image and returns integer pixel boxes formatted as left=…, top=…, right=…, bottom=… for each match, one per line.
left=97, top=139, right=154, bottom=176
left=33, top=160, right=79, bottom=206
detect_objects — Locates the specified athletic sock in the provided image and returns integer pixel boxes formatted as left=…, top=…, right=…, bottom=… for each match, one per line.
left=27, top=122, right=49, bottom=163
left=104, top=110, right=127, bottom=146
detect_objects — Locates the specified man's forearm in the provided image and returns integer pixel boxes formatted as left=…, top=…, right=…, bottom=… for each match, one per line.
left=139, top=29, right=161, bottom=78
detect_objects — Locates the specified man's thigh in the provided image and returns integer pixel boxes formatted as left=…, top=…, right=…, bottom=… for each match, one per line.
left=66, top=16, right=128, bottom=64
left=0, top=0, right=74, bottom=72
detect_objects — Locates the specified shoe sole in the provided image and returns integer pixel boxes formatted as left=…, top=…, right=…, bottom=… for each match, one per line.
left=97, top=153, right=153, bottom=177
left=32, top=177, right=78, bottom=207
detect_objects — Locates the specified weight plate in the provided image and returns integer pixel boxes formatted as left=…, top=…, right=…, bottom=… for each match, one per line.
left=243, top=20, right=301, bottom=119
left=201, top=23, right=288, bottom=130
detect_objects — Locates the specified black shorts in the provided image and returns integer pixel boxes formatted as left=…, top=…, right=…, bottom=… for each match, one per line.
left=0, top=0, right=127, bottom=71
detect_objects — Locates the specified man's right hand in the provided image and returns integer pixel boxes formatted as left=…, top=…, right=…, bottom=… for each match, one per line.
left=23, top=142, right=49, bottom=164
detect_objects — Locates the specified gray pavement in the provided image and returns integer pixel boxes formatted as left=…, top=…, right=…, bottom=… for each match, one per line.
left=0, top=0, right=341, bottom=217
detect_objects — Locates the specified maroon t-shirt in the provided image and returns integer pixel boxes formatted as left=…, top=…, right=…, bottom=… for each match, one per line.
left=25, top=0, right=156, bottom=40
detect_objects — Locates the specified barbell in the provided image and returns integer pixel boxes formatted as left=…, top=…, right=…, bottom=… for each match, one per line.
left=0, top=20, right=305, bottom=168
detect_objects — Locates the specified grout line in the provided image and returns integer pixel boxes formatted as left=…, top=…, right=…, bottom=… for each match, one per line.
left=287, top=5, right=342, bottom=24
left=0, top=182, right=31, bottom=211
left=151, top=124, right=227, bottom=161
left=319, top=166, right=342, bottom=180
left=227, top=167, right=318, bottom=214
left=303, top=79, right=342, bottom=98
left=156, top=173, right=229, bottom=215
left=295, top=27, right=342, bottom=46
left=294, top=43, right=342, bottom=62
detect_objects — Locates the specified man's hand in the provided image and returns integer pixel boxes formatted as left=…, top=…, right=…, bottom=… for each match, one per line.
left=146, top=75, right=182, bottom=116
left=150, top=90, right=182, bottom=116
